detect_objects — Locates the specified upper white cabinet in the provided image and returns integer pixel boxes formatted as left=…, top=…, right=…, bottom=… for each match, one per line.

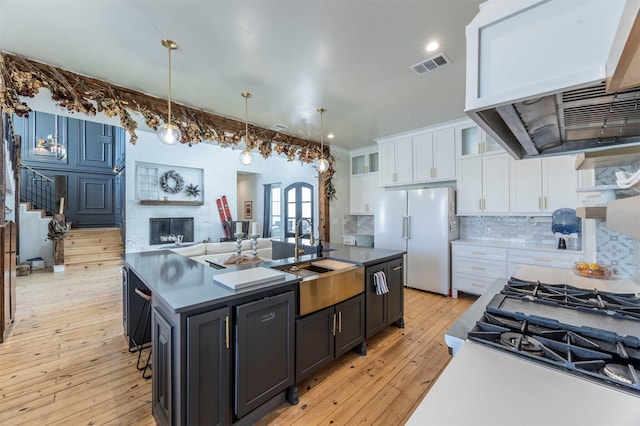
left=378, top=121, right=458, bottom=187
left=350, top=147, right=381, bottom=215
left=351, top=150, right=379, bottom=176
left=413, top=127, right=456, bottom=182
left=379, top=136, right=413, bottom=186
left=456, top=120, right=503, bottom=158
left=456, top=120, right=509, bottom=215
left=510, top=156, right=578, bottom=214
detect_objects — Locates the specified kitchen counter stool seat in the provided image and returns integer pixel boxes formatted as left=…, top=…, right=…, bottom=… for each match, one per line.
left=130, top=287, right=152, bottom=379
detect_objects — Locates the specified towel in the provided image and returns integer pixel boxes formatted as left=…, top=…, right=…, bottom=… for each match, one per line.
left=373, top=271, right=389, bottom=295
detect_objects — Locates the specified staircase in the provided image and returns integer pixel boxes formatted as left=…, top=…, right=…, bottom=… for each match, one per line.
left=64, top=228, right=124, bottom=270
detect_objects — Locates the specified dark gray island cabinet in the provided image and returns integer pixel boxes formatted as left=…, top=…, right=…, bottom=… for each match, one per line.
left=123, top=244, right=405, bottom=426
left=365, top=256, right=405, bottom=339
left=123, top=251, right=299, bottom=426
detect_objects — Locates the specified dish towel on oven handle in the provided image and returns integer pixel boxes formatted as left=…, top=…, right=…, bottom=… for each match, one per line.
left=373, top=271, right=389, bottom=295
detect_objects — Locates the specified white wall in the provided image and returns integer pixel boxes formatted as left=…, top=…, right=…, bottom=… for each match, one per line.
left=329, top=147, right=350, bottom=244
left=125, top=130, right=325, bottom=251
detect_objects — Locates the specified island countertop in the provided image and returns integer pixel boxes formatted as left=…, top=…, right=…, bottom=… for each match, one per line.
left=122, top=242, right=405, bottom=314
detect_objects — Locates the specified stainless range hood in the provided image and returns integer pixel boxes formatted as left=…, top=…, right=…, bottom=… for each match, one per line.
left=465, top=0, right=640, bottom=159
left=468, top=81, right=640, bottom=159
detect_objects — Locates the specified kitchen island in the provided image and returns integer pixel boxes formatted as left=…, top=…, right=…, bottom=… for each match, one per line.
left=408, top=266, right=640, bottom=425
left=122, top=242, right=405, bottom=426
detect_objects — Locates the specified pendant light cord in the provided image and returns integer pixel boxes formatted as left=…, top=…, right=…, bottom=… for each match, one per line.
left=167, top=45, right=172, bottom=126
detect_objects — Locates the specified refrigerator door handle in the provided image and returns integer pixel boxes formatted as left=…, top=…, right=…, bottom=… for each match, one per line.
left=405, top=216, right=411, bottom=240
left=401, top=216, right=408, bottom=239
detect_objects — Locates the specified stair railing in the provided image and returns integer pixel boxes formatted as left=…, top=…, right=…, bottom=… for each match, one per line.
left=19, top=162, right=57, bottom=217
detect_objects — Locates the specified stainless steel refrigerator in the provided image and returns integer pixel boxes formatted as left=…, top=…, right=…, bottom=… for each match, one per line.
left=374, top=187, right=458, bottom=295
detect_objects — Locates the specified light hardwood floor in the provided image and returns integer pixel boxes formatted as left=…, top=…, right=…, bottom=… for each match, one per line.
left=0, top=265, right=475, bottom=425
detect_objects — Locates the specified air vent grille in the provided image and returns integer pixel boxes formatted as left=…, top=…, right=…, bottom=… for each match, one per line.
left=268, top=124, right=287, bottom=131
left=410, top=53, right=451, bottom=75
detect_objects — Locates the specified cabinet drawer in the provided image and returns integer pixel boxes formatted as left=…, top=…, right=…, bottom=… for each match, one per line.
left=452, top=258, right=507, bottom=279
left=509, top=249, right=582, bottom=270
left=452, top=245, right=507, bottom=262
left=452, top=273, right=496, bottom=296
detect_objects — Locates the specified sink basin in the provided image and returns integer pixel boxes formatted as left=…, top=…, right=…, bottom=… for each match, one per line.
left=272, top=262, right=331, bottom=278
left=271, top=261, right=364, bottom=315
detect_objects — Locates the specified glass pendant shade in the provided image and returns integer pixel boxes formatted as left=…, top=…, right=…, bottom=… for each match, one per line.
left=317, top=157, right=329, bottom=172
left=157, top=123, right=181, bottom=145
left=239, top=147, right=254, bottom=165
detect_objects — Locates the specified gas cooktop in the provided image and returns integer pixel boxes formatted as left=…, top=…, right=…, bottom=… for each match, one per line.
left=468, top=278, right=640, bottom=397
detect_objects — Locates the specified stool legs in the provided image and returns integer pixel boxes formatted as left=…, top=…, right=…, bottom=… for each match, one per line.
left=130, top=288, right=152, bottom=379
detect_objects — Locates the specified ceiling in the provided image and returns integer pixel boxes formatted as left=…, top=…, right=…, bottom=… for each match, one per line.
left=0, top=0, right=483, bottom=151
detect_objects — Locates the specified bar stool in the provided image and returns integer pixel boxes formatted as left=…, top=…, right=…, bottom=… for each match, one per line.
left=130, top=287, right=152, bottom=379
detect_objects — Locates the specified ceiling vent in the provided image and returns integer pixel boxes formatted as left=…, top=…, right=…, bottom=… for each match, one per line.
left=410, top=53, right=451, bottom=75
left=268, top=124, right=287, bottom=131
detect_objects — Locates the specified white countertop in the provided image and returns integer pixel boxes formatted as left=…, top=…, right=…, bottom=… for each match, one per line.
left=452, top=239, right=583, bottom=254
left=407, top=342, right=640, bottom=426
left=514, top=265, right=639, bottom=293
left=413, top=266, right=640, bottom=425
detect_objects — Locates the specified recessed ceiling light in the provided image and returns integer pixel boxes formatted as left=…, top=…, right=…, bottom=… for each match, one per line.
left=426, top=41, right=440, bottom=52
left=327, top=134, right=334, bottom=139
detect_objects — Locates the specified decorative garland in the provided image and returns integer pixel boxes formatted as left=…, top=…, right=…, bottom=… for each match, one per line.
left=0, top=51, right=336, bottom=199
left=160, top=170, right=184, bottom=194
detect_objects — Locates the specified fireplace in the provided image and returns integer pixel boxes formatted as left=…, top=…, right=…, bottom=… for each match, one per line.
left=149, top=217, right=194, bottom=245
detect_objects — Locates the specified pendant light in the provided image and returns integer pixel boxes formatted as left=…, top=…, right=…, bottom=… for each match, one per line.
left=317, top=107, right=330, bottom=173
left=157, top=39, right=182, bottom=145
left=239, top=92, right=254, bottom=165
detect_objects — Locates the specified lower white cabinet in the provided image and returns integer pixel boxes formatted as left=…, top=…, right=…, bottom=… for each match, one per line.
left=452, top=244, right=507, bottom=298
left=508, top=248, right=582, bottom=277
left=452, top=242, right=584, bottom=297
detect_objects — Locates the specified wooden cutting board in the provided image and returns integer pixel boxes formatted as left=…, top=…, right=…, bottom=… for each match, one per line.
left=311, top=259, right=356, bottom=270
left=213, top=267, right=286, bottom=289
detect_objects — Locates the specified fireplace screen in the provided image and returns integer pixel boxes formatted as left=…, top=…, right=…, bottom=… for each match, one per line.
left=149, top=217, right=194, bottom=245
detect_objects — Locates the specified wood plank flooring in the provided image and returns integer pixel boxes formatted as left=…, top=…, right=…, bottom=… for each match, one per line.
left=0, top=265, right=475, bottom=425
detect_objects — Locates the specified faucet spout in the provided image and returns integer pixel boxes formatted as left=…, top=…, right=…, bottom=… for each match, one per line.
left=294, top=218, right=314, bottom=261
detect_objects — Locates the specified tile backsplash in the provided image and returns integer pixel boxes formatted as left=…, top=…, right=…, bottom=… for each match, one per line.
left=459, top=216, right=574, bottom=247
left=593, top=162, right=639, bottom=279
left=343, top=214, right=374, bottom=235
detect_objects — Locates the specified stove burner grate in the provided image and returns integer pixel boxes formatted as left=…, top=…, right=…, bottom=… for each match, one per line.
left=499, top=332, right=544, bottom=355
left=503, top=278, right=640, bottom=321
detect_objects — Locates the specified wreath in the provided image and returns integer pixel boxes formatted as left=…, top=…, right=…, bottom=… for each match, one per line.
left=160, top=170, right=185, bottom=194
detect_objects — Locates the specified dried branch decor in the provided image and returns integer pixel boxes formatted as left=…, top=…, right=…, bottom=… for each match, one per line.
left=0, top=51, right=336, bottom=198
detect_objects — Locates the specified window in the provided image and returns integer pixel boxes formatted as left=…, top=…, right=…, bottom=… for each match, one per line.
left=263, top=183, right=281, bottom=238
left=284, top=182, right=314, bottom=238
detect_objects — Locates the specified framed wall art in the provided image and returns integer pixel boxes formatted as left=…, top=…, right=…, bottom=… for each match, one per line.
left=244, top=201, right=252, bottom=219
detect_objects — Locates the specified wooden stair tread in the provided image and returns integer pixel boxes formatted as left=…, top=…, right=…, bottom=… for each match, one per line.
left=62, top=228, right=123, bottom=267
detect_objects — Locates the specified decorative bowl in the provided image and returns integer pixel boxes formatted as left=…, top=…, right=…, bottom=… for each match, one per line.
left=573, top=262, right=612, bottom=280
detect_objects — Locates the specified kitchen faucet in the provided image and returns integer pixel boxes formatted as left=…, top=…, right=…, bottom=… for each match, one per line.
left=294, top=218, right=314, bottom=261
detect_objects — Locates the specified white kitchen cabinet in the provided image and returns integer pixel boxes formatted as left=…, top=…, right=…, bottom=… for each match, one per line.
left=350, top=147, right=381, bottom=214
left=510, top=156, right=578, bottom=214
left=452, top=244, right=508, bottom=298
left=413, top=127, right=456, bottom=182
left=508, top=248, right=582, bottom=277
left=457, top=153, right=509, bottom=215
left=351, top=149, right=379, bottom=176
left=456, top=119, right=508, bottom=215
left=378, top=123, right=457, bottom=187
left=455, top=120, right=502, bottom=159
left=379, top=136, right=413, bottom=186
left=350, top=173, right=381, bottom=215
